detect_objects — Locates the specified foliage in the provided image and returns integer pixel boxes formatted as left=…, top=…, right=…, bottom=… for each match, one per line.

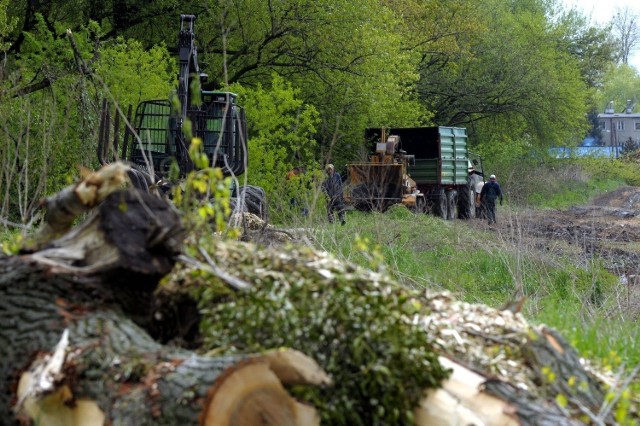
left=577, top=156, right=640, bottom=186
left=527, top=177, right=622, bottom=209
left=195, top=240, right=449, bottom=425
left=621, top=137, right=640, bottom=157
left=0, top=227, right=22, bottom=255
left=171, top=137, right=236, bottom=237
left=0, top=93, right=80, bottom=222
left=232, top=74, right=320, bottom=178
left=93, top=36, right=175, bottom=108
left=0, top=0, right=16, bottom=52
left=0, top=14, right=177, bottom=223
left=230, top=75, right=323, bottom=223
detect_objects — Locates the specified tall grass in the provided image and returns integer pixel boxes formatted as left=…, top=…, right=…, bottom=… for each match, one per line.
left=485, top=153, right=639, bottom=208
left=312, top=202, right=640, bottom=366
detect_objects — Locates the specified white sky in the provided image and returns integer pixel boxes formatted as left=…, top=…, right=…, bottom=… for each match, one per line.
left=561, top=0, right=640, bottom=69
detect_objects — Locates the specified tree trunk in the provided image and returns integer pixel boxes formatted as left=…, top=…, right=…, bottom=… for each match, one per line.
left=1, top=175, right=328, bottom=425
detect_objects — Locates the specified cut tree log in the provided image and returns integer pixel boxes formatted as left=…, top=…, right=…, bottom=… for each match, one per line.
left=419, top=291, right=620, bottom=425
left=415, top=356, right=519, bottom=426
left=0, top=167, right=328, bottom=425
left=415, top=356, right=582, bottom=426
left=34, top=162, right=131, bottom=243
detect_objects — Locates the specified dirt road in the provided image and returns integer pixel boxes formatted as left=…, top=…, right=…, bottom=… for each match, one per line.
left=472, top=186, right=640, bottom=317
left=514, top=186, right=640, bottom=275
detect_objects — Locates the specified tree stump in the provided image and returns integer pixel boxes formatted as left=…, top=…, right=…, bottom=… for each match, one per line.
left=0, top=168, right=328, bottom=425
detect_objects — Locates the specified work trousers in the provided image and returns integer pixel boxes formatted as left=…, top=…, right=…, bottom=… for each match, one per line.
left=485, top=199, right=497, bottom=224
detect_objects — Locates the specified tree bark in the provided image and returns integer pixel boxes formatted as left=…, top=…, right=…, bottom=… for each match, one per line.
left=0, top=179, right=327, bottom=425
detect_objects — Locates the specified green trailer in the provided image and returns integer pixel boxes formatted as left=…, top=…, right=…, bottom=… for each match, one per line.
left=354, top=127, right=483, bottom=219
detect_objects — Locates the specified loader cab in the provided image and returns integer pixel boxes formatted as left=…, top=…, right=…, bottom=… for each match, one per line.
left=194, top=91, right=247, bottom=175
left=129, top=91, right=247, bottom=179
left=126, top=14, right=247, bottom=179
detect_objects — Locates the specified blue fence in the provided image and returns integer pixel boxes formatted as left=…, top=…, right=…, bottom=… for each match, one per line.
left=550, top=146, right=623, bottom=158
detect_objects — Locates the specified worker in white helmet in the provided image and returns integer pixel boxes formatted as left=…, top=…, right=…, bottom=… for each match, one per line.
left=480, top=174, right=503, bottom=225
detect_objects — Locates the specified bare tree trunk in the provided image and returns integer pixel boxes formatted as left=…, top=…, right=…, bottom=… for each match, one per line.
left=612, top=6, right=640, bottom=65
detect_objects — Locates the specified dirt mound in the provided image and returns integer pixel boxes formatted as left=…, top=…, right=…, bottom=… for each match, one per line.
left=591, top=186, right=640, bottom=209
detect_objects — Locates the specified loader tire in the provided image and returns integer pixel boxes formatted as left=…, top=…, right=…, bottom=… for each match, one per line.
left=457, top=184, right=475, bottom=220
left=431, top=189, right=447, bottom=219
left=446, top=190, right=457, bottom=220
left=235, top=185, right=269, bottom=222
left=411, top=196, right=426, bottom=214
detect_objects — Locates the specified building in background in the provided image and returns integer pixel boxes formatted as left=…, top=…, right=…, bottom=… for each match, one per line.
left=598, top=100, right=640, bottom=149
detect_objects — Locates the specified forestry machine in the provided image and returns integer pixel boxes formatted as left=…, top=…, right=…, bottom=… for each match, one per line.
left=345, top=131, right=422, bottom=212
left=345, top=127, right=482, bottom=220
left=97, top=15, right=267, bottom=219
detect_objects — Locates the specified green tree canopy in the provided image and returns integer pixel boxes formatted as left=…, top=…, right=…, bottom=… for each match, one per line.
left=594, top=64, right=640, bottom=114
left=412, top=0, right=590, bottom=147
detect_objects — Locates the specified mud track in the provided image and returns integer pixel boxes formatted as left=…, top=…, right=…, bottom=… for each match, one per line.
left=471, top=186, right=640, bottom=317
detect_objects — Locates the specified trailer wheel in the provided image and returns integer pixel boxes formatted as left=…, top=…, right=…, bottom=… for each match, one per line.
left=411, top=196, right=426, bottom=214
left=431, top=189, right=447, bottom=219
left=457, top=184, right=475, bottom=220
left=446, top=190, right=457, bottom=220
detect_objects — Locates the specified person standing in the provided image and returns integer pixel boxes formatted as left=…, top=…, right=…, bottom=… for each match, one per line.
left=480, top=174, right=503, bottom=225
left=468, top=165, right=484, bottom=218
left=322, top=164, right=346, bottom=225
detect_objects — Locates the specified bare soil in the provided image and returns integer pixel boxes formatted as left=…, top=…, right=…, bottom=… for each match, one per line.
left=471, top=186, right=640, bottom=317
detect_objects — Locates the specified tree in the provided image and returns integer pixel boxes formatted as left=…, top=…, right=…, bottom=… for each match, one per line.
left=621, top=136, right=639, bottom=156
left=198, top=0, right=425, bottom=163
left=611, top=6, right=640, bottom=66
left=554, top=7, right=618, bottom=89
left=413, top=0, right=590, bottom=147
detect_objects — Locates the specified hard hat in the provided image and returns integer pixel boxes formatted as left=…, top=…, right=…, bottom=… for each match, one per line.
left=490, top=174, right=496, bottom=180
left=326, top=164, right=334, bottom=171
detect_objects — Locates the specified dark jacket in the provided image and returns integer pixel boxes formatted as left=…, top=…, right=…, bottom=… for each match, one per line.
left=322, top=172, right=344, bottom=200
left=480, top=181, right=503, bottom=203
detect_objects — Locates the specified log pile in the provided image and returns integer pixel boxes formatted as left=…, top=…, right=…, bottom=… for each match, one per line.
left=416, top=293, right=628, bottom=425
left=174, top=233, right=637, bottom=425
left=1, top=162, right=636, bottom=424
left=0, top=164, right=328, bottom=425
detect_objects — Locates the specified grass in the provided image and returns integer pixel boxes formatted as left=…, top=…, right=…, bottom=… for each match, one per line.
left=527, top=178, right=624, bottom=209
left=311, top=202, right=640, bottom=367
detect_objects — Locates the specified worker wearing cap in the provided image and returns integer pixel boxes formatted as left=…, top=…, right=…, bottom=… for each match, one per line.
left=322, top=164, right=346, bottom=225
left=480, top=174, right=503, bottom=225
